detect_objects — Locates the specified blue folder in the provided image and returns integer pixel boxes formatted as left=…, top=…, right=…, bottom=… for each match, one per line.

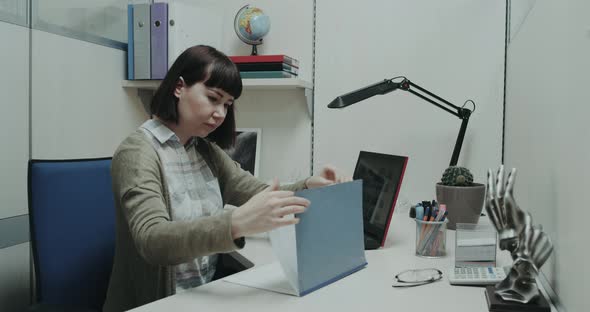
left=225, top=180, right=367, bottom=296
left=294, top=180, right=367, bottom=295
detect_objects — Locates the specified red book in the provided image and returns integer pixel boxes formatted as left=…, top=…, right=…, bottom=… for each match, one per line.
left=229, top=55, right=299, bottom=67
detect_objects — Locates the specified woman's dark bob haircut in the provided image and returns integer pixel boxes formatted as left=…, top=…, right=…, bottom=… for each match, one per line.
left=150, top=45, right=242, bottom=148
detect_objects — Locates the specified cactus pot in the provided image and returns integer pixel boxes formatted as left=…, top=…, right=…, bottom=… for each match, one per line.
left=435, top=183, right=486, bottom=230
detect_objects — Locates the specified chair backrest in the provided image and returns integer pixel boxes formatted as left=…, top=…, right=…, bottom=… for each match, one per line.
left=28, top=158, right=115, bottom=309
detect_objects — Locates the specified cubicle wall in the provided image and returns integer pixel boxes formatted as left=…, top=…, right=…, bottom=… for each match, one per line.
left=505, top=0, right=589, bottom=311
left=31, top=0, right=146, bottom=159
left=314, top=0, right=506, bottom=208
left=1, top=1, right=146, bottom=310
left=31, top=0, right=127, bottom=48
left=0, top=9, right=31, bottom=311
left=31, top=30, right=146, bottom=159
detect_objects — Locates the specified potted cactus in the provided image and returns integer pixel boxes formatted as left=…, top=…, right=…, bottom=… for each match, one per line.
left=435, top=166, right=486, bottom=230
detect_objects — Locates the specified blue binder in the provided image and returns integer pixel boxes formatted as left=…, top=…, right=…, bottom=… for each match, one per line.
left=127, top=4, right=134, bottom=80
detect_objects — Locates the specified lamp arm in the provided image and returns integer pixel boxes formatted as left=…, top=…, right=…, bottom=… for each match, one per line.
left=398, top=78, right=472, bottom=166
left=327, top=76, right=474, bottom=166
left=450, top=116, right=470, bottom=166
left=400, top=79, right=463, bottom=116
left=406, top=89, right=461, bottom=118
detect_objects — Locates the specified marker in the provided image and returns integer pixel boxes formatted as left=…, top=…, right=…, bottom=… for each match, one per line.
left=423, top=206, right=431, bottom=221
left=435, top=205, right=446, bottom=222
left=440, top=210, right=448, bottom=221
left=431, top=206, right=439, bottom=221
left=415, top=204, right=424, bottom=221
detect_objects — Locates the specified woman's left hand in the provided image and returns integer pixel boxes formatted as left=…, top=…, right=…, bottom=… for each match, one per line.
left=304, top=165, right=352, bottom=189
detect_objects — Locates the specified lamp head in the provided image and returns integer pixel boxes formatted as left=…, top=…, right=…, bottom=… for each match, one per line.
left=328, top=79, right=401, bottom=108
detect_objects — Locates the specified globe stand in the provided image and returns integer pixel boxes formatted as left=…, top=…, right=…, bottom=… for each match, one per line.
left=250, top=44, right=259, bottom=56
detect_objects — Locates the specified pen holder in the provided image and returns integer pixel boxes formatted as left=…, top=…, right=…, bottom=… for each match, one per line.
left=415, top=219, right=447, bottom=258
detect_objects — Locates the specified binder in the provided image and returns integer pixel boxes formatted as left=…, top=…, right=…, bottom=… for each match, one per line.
left=167, top=2, right=224, bottom=67
left=225, top=181, right=367, bottom=296
left=133, top=3, right=151, bottom=79
left=150, top=2, right=168, bottom=79
left=127, top=4, right=134, bottom=80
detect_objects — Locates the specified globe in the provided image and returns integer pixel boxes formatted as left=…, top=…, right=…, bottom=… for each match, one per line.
left=233, top=5, right=270, bottom=55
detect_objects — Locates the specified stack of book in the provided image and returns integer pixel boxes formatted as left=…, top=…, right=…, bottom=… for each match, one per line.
left=229, top=55, right=299, bottom=79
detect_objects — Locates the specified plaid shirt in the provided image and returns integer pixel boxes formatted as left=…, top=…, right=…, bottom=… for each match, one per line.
left=140, top=119, right=223, bottom=292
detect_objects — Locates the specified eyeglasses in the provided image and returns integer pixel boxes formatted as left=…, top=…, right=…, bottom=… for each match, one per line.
left=392, top=268, right=443, bottom=288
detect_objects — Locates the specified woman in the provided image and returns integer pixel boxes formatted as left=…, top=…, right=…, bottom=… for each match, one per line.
left=103, top=45, right=347, bottom=311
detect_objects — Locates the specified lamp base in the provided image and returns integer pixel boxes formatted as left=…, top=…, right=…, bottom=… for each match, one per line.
left=485, top=286, right=550, bottom=312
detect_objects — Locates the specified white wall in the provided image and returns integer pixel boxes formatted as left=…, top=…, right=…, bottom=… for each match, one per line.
left=0, top=19, right=30, bottom=312
left=314, top=0, right=505, bottom=207
left=235, top=90, right=311, bottom=182
left=31, top=30, right=146, bottom=159
left=505, top=0, right=590, bottom=311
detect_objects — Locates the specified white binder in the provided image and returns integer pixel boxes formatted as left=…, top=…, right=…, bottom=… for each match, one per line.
left=167, top=2, right=224, bottom=67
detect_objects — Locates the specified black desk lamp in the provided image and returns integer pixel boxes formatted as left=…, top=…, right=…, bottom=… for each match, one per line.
left=328, top=77, right=475, bottom=166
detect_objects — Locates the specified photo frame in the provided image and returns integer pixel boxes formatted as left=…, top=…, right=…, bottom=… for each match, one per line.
left=224, top=128, right=262, bottom=177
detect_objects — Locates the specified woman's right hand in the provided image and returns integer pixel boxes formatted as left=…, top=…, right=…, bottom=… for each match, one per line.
left=231, top=179, right=310, bottom=239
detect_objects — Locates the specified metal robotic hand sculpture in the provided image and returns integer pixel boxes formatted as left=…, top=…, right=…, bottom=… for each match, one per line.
left=485, top=165, right=553, bottom=304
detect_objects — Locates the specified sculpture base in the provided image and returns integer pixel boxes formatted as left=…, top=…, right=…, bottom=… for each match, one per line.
left=485, top=286, right=550, bottom=312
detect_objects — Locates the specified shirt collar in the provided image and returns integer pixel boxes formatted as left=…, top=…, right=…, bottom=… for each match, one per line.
left=141, top=119, right=200, bottom=148
left=141, top=119, right=199, bottom=147
left=141, top=119, right=176, bottom=144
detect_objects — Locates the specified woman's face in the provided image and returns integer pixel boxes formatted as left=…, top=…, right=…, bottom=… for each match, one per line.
left=174, top=78, right=234, bottom=138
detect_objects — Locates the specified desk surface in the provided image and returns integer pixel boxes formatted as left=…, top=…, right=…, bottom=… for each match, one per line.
left=130, top=213, right=556, bottom=312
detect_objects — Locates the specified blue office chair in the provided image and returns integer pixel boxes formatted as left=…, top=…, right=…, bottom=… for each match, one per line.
left=28, top=158, right=115, bottom=312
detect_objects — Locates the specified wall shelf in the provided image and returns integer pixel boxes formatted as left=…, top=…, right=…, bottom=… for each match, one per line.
left=123, top=78, right=313, bottom=116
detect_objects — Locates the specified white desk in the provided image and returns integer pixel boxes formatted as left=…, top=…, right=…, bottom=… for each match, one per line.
left=130, top=213, right=555, bottom=312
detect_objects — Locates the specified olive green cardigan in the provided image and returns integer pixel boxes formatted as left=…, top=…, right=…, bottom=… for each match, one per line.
left=103, top=130, right=306, bottom=312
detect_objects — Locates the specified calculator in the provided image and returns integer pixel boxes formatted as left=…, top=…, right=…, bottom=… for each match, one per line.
left=448, top=266, right=507, bottom=286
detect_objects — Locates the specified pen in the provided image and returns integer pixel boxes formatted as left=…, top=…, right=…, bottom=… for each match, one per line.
left=430, top=207, right=447, bottom=256
left=418, top=206, right=431, bottom=242
left=421, top=205, right=446, bottom=254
